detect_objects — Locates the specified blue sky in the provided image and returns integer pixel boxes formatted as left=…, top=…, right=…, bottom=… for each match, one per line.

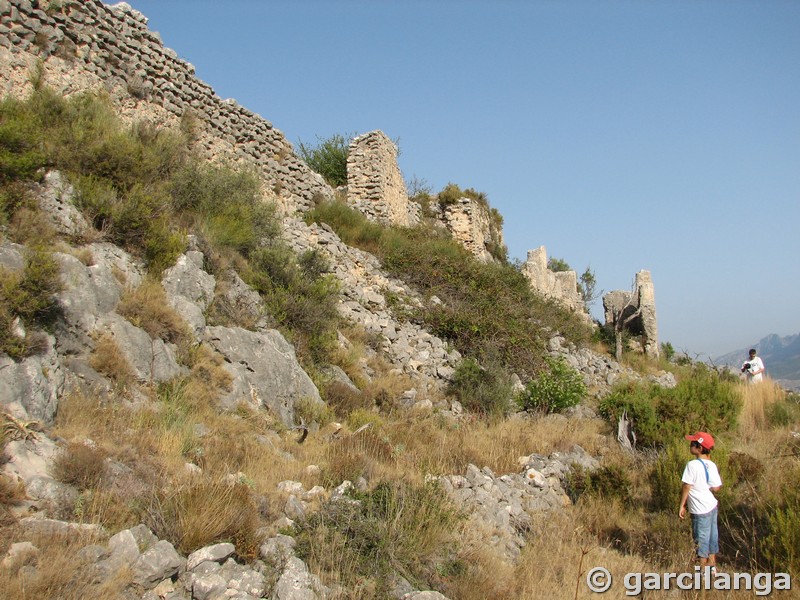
left=121, top=0, right=799, bottom=359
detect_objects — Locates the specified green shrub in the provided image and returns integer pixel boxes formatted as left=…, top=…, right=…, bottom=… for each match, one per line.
left=0, top=247, right=63, bottom=358
left=13, top=248, right=62, bottom=323
left=648, top=440, right=687, bottom=512
left=766, top=398, right=800, bottom=427
left=436, top=182, right=489, bottom=209
left=599, top=364, right=741, bottom=449
left=760, top=466, right=800, bottom=575
left=74, top=178, right=186, bottom=272
left=437, top=182, right=463, bottom=206
left=547, top=257, right=571, bottom=272
left=517, top=356, right=586, bottom=413
left=169, top=163, right=278, bottom=256
left=0, top=96, right=47, bottom=182
left=297, top=132, right=352, bottom=187
left=447, top=357, right=514, bottom=415
left=247, top=245, right=341, bottom=366
left=46, top=93, right=186, bottom=190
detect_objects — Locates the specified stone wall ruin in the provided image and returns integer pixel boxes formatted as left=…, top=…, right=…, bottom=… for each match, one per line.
left=346, top=130, right=421, bottom=227
left=602, top=270, right=659, bottom=359
left=0, top=0, right=333, bottom=215
left=345, top=130, right=505, bottom=263
left=521, top=246, right=589, bottom=319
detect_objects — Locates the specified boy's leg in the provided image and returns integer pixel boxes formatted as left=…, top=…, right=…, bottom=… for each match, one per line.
left=691, top=511, right=713, bottom=567
left=708, top=506, right=719, bottom=568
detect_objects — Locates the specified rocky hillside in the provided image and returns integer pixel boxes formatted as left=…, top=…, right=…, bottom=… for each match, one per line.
left=0, top=1, right=684, bottom=598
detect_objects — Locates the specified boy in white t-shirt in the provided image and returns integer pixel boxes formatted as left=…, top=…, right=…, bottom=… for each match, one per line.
left=679, top=431, right=723, bottom=571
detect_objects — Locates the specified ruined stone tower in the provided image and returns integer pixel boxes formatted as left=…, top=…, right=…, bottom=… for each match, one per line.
left=602, top=270, right=659, bottom=359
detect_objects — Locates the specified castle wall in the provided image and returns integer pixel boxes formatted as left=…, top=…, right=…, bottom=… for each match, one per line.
left=438, top=197, right=504, bottom=263
left=521, top=246, right=588, bottom=317
left=0, top=0, right=333, bottom=214
left=346, top=131, right=420, bottom=227
left=0, top=1, right=509, bottom=268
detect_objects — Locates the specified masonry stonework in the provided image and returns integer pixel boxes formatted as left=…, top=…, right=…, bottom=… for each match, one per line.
left=435, top=197, right=505, bottom=263
left=521, top=246, right=589, bottom=319
left=346, top=131, right=421, bottom=227
left=0, top=0, right=333, bottom=215
left=602, top=270, right=659, bottom=359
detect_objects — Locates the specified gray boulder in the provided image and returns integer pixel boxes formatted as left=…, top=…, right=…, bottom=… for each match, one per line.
left=272, top=556, right=327, bottom=600
left=0, top=333, right=64, bottom=424
left=186, top=542, right=235, bottom=571
left=204, top=326, right=321, bottom=425
left=161, top=250, right=216, bottom=338
left=94, top=313, right=184, bottom=384
left=35, top=171, right=91, bottom=239
left=132, top=539, right=184, bottom=588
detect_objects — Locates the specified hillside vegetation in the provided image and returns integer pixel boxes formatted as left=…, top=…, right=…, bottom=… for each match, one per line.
left=2, top=83, right=800, bottom=599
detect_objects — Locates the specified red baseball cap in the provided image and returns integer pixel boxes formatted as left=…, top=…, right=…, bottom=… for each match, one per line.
left=685, top=431, right=715, bottom=450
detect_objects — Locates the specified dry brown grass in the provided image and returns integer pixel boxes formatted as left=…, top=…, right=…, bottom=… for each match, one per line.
left=88, top=332, right=136, bottom=387
left=142, top=476, right=260, bottom=558
left=0, top=527, right=130, bottom=600
left=50, top=441, right=108, bottom=490
left=53, top=390, right=134, bottom=446
left=8, top=205, right=56, bottom=247
left=387, top=412, right=612, bottom=479
left=0, top=474, right=27, bottom=527
left=737, top=379, right=785, bottom=439
left=116, top=277, right=191, bottom=345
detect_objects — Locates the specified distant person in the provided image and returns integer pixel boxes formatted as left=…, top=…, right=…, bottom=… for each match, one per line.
left=741, top=348, right=765, bottom=383
left=679, top=431, right=723, bottom=573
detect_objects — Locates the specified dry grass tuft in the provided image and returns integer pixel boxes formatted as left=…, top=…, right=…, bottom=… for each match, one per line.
left=0, top=473, right=27, bottom=509
left=89, top=332, right=136, bottom=387
left=116, top=277, right=191, bottom=345
left=389, top=413, right=610, bottom=479
left=321, top=428, right=395, bottom=486
left=142, top=477, right=260, bottom=558
left=181, top=342, right=233, bottom=401
left=510, top=510, right=653, bottom=600
left=51, top=441, right=108, bottom=490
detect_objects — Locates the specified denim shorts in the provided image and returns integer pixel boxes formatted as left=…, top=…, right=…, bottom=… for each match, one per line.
left=691, top=506, right=719, bottom=558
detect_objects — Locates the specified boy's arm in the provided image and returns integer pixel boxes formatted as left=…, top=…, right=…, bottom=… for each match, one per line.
left=679, top=483, right=692, bottom=519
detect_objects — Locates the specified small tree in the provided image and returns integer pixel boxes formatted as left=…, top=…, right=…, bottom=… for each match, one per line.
left=297, top=132, right=353, bottom=188
left=578, top=266, right=601, bottom=308
left=547, top=256, right=571, bottom=272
